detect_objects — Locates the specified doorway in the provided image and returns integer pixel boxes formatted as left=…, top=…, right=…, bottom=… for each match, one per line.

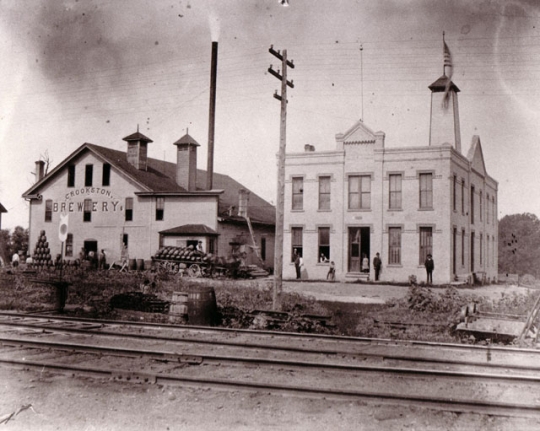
left=84, top=240, right=98, bottom=256
left=348, top=227, right=370, bottom=272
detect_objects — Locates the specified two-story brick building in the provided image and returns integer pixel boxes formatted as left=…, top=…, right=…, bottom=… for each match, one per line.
left=283, top=50, right=498, bottom=284
left=22, top=131, right=275, bottom=268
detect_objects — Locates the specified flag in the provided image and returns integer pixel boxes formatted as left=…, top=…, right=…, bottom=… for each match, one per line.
left=442, top=40, right=453, bottom=109
left=58, top=213, right=69, bottom=242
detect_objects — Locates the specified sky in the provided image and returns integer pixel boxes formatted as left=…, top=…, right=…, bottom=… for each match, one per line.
left=1, top=0, right=540, bottom=231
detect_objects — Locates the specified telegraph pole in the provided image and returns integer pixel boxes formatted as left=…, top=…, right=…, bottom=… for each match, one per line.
left=268, top=45, right=294, bottom=310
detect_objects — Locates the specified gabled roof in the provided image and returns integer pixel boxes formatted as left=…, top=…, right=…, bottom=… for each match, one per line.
left=467, top=135, right=487, bottom=176
left=428, top=75, right=460, bottom=93
left=22, top=143, right=275, bottom=225
left=159, top=224, right=218, bottom=236
left=0, top=203, right=6, bottom=213
left=336, top=119, right=377, bottom=144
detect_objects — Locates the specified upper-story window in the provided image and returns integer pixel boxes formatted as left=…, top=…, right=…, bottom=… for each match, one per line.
left=461, top=179, right=465, bottom=215
left=419, top=173, right=433, bottom=209
left=492, top=196, right=496, bottom=224
left=102, top=163, right=111, bottom=186
left=389, top=174, right=402, bottom=210
left=45, top=200, right=53, bottom=222
left=470, top=185, right=475, bottom=224
left=453, top=175, right=457, bottom=211
left=156, top=197, right=164, bottom=221
left=479, top=191, right=483, bottom=221
left=292, top=177, right=303, bottom=210
left=349, top=175, right=371, bottom=210
left=125, top=198, right=133, bottom=222
left=67, top=165, right=76, bottom=187
left=486, top=193, right=490, bottom=224
left=318, top=176, right=331, bottom=210
left=83, top=199, right=92, bottom=222
left=85, top=164, right=93, bottom=187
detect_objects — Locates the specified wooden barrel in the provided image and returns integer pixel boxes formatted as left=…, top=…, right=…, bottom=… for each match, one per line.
left=128, top=259, right=137, bottom=270
left=136, top=259, right=145, bottom=271
left=169, top=292, right=188, bottom=322
left=187, top=286, right=218, bottom=326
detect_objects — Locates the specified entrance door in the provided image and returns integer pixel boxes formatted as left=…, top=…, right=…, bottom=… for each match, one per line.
left=84, top=240, right=98, bottom=256
left=348, top=227, right=370, bottom=272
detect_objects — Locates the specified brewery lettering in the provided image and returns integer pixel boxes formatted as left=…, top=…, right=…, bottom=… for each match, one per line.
left=65, top=187, right=115, bottom=201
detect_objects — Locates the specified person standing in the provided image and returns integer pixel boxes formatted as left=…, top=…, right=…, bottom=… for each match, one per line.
left=373, top=252, right=382, bottom=281
left=327, top=261, right=336, bottom=281
left=293, top=249, right=302, bottom=280
left=98, top=249, right=106, bottom=270
left=361, top=253, right=369, bottom=273
left=11, top=251, right=19, bottom=268
left=425, top=254, right=434, bottom=285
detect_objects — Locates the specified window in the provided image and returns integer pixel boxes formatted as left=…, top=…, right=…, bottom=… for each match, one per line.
left=67, top=165, right=75, bottom=187
left=388, top=227, right=402, bottom=265
left=419, top=227, right=433, bottom=265
left=125, top=198, right=133, bottom=221
left=479, top=191, right=483, bottom=221
left=292, top=177, right=303, bottom=210
left=470, top=185, right=475, bottom=224
left=156, top=197, right=164, bottom=221
left=318, top=227, right=330, bottom=261
left=389, top=174, right=402, bottom=210
left=487, top=235, right=490, bottom=267
left=291, top=227, right=303, bottom=261
left=461, top=179, right=465, bottom=215
left=419, top=173, right=433, bottom=209
left=318, top=176, right=331, bottom=210
left=480, top=233, right=483, bottom=265
left=261, top=237, right=266, bottom=261
left=492, top=197, right=496, bottom=224
left=83, top=199, right=92, bottom=222
left=85, top=164, right=93, bottom=187
left=348, top=175, right=371, bottom=210
left=45, top=199, right=52, bottom=222
left=453, top=175, right=457, bottom=211
left=65, top=234, right=73, bottom=257
left=102, top=163, right=111, bottom=186
left=461, top=229, right=465, bottom=266
left=486, top=194, right=490, bottom=224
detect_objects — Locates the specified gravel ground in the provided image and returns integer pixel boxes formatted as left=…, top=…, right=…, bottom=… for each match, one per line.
left=283, top=280, right=536, bottom=304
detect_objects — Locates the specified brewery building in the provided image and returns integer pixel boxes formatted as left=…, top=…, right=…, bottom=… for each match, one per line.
left=22, top=131, right=275, bottom=268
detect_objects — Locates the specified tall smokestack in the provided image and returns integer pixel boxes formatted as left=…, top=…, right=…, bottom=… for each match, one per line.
left=206, top=41, right=218, bottom=190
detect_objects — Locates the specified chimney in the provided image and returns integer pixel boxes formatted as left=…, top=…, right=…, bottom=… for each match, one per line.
left=207, top=41, right=218, bottom=190
left=35, top=160, right=45, bottom=182
left=123, top=128, right=153, bottom=170
left=173, top=132, right=200, bottom=191
left=238, top=189, right=250, bottom=217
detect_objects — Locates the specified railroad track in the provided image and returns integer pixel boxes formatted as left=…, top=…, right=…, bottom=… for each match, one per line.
left=1, top=311, right=540, bottom=417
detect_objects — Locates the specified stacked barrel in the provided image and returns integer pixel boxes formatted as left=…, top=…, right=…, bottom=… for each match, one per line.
left=153, top=245, right=212, bottom=263
left=33, top=230, right=53, bottom=268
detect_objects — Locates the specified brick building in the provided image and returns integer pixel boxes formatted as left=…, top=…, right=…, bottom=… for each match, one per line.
left=283, top=49, right=498, bottom=284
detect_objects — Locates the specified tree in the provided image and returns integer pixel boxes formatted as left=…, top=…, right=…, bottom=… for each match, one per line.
left=498, top=213, right=540, bottom=278
left=10, top=226, right=29, bottom=257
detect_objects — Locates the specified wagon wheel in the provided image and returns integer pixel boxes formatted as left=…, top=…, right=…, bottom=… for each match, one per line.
left=188, top=264, right=201, bottom=278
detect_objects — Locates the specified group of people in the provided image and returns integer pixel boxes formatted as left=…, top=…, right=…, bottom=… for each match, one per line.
left=293, top=249, right=435, bottom=285
left=79, top=248, right=108, bottom=270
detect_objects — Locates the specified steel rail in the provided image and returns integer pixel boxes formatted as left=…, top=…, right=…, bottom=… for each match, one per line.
left=1, top=310, right=538, bottom=356
left=2, top=336, right=540, bottom=385
left=1, top=314, right=540, bottom=372
left=2, top=355, right=540, bottom=419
